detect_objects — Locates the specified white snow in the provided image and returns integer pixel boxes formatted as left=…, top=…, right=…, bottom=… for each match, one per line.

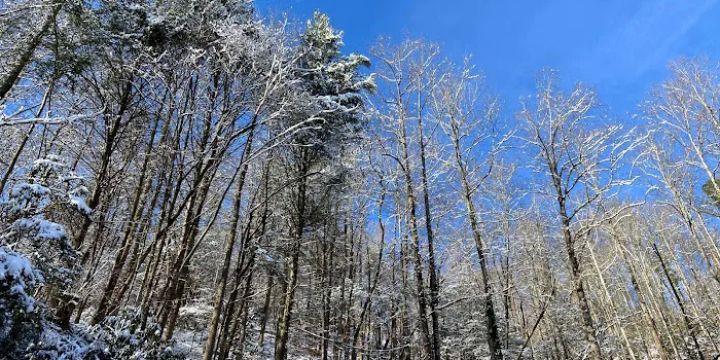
left=13, top=217, right=67, bottom=241
left=0, top=246, right=38, bottom=312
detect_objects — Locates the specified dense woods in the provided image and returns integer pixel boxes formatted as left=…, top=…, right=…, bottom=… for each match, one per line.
left=2, top=1, right=720, bottom=359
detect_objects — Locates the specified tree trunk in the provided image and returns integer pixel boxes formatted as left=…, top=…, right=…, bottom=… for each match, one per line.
left=395, top=105, right=434, bottom=359
left=259, top=272, right=274, bottom=349
left=448, top=121, right=503, bottom=360
left=92, top=112, right=161, bottom=324
left=274, top=159, right=309, bottom=360
left=416, top=113, right=442, bottom=360
left=653, top=243, right=705, bottom=360
left=0, top=1, right=61, bottom=101
left=203, top=115, right=258, bottom=360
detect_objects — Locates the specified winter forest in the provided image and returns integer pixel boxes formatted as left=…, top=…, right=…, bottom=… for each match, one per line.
left=3, top=0, right=720, bottom=359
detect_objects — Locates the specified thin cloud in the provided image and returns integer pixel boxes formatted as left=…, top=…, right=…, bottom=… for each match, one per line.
left=588, top=0, right=718, bottom=81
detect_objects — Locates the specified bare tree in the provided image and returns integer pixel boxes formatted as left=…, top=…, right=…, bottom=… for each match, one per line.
left=519, top=72, right=641, bottom=359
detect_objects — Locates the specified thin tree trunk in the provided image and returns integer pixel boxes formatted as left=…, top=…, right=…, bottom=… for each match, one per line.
left=274, top=157, right=309, bottom=360
left=74, top=80, right=134, bottom=248
left=397, top=109, right=433, bottom=360
left=448, top=121, right=503, bottom=360
left=93, top=112, right=162, bottom=324
left=653, top=243, right=705, bottom=360
left=416, top=111, right=442, bottom=360
left=351, top=189, right=387, bottom=360
left=0, top=78, right=53, bottom=194
left=0, top=1, right=61, bottom=101
left=258, top=272, right=274, bottom=349
left=203, top=115, right=258, bottom=360
left=551, top=171, right=603, bottom=359
left=587, top=241, right=636, bottom=359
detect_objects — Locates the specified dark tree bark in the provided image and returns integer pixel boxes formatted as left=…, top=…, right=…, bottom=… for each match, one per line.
left=447, top=119, right=504, bottom=360
left=416, top=111, right=442, bottom=360
left=274, top=153, right=309, bottom=360
left=0, top=1, right=61, bottom=101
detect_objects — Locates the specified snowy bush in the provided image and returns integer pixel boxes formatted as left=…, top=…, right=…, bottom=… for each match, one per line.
left=177, top=303, right=212, bottom=329
left=84, top=307, right=185, bottom=360
left=28, top=321, right=102, bottom=360
left=0, top=156, right=90, bottom=358
left=0, top=246, right=42, bottom=357
left=1, top=155, right=89, bottom=290
left=27, top=307, right=185, bottom=360
left=88, top=307, right=160, bottom=357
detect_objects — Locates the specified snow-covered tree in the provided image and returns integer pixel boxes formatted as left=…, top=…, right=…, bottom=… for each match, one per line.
left=0, top=245, right=41, bottom=357
left=2, top=156, right=89, bottom=293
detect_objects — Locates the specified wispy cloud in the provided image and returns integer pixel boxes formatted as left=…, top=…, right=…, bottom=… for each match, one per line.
left=587, top=0, right=718, bottom=81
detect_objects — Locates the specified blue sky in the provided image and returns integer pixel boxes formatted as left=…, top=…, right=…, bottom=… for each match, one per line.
left=256, top=0, right=720, bottom=118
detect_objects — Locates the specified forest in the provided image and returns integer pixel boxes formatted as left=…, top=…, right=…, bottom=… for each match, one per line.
left=1, top=1, right=720, bottom=359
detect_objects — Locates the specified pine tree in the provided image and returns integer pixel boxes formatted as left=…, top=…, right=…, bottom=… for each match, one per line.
left=273, top=12, right=373, bottom=360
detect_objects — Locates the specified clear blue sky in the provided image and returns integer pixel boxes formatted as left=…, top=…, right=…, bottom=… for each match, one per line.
left=256, top=0, right=720, bottom=117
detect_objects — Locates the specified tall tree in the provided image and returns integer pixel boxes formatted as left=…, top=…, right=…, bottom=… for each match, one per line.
left=519, top=73, right=640, bottom=359
left=433, top=64, right=507, bottom=360
left=272, top=12, right=373, bottom=360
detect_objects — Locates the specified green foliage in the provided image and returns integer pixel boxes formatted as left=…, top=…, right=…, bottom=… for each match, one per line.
left=291, top=11, right=374, bottom=152
left=702, top=178, right=720, bottom=206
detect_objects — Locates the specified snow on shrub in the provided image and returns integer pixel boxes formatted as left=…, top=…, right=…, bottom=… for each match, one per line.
left=0, top=246, right=42, bottom=356
left=1, top=155, right=88, bottom=290
left=84, top=307, right=185, bottom=359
